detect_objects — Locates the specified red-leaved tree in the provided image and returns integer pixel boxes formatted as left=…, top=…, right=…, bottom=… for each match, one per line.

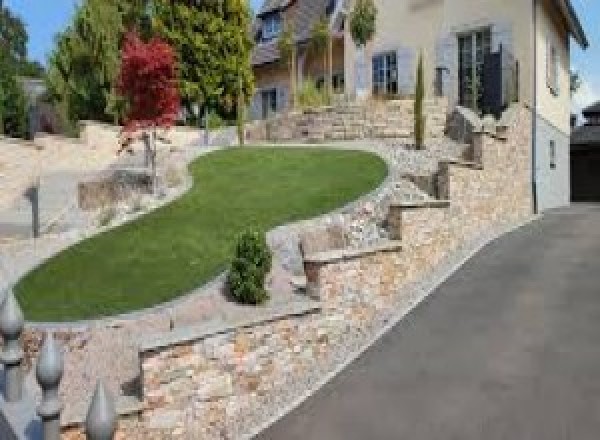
left=117, top=31, right=180, bottom=191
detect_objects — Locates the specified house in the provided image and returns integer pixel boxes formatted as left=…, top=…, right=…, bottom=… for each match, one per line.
left=250, top=0, right=588, bottom=212
left=571, top=102, right=600, bottom=202
left=251, top=0, right=345, bottom=119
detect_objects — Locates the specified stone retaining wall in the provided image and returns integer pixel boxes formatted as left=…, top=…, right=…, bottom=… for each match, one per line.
left=247, top=98, right=449, bottom=143
left=319, top=105, right=532, bottom=307
left=77, top=169, right=153, bottom=211
left=132, top=106, right=533, bottom=439
left=79, top=121, right=202, bottom=151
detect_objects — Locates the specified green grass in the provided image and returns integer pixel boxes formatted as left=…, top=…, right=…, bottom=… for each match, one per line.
left=16, top=148, right=387, bottom=322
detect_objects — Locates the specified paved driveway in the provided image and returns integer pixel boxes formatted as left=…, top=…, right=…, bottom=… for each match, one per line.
left=257, top=204, right=600, bottom=440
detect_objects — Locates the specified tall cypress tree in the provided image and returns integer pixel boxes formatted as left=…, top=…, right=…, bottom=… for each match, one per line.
left=414, top=52, right=426, bottom=150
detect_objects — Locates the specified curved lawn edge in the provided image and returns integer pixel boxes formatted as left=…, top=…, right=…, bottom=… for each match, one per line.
left=16, top=147, right=388, bottom=323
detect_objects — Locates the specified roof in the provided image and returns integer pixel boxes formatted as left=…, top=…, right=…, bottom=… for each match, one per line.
left=252, top=0, right=331, bottom=66
left=571, top=124, right=600, bottom=150
left=555, top=0, right=589, bottom=49
left=582, top=101, right=600, bottom=118
left=257, top=0, right=293, bottom=17
left=252, top=41, right=281, bottom=66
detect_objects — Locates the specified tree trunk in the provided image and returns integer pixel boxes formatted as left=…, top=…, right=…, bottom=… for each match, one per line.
left=290, top=48, right=297, bottom=109
left=0, top=83, right=4, bottom=136
left=143, top=132, right=151, bottom=167
left=151, top=129, right=157, bottom=194
left=203, top=104, right=209, bottom=145
left=237, top=76, right=245, bottom=147
left=327, top=37, right=333, bottom=100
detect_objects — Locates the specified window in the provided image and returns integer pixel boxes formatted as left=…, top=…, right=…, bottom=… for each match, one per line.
left=547, top=41, right=560, bottom=96
left=316, top=76, right=325, bottom=90
left=332, top=73, right=345, bottom=93
left=262, top=13, right=282, bottom=41
left=549, top=140, right=556, bottom=169
left=373, top=52, right=398, bottom=96
left=458, top=28, right=492, bottom=111
left=315, top=74, right=344, bottom=93
left=261, top=88, right=277, bottom=119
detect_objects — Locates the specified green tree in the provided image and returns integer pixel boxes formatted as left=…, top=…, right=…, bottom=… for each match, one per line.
left=0, top=2, right=32, bottom=138
left=152, top=0, right=254, bottom=123
left=414, top=52, right=426, bottom=150
left=278, top=21, right=297, bottom=109
left=310, top=17, right=332, bottom=101
left=349, top=0, right=377, bottom=48
left=46, top=0, right=146, bottom=126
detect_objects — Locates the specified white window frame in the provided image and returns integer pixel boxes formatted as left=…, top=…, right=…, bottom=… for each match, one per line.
left=372, top=52, right=399, bottom=96
left=262, top=14, right=282, bottom=41
left=549, top=140, right=557, bottom=170
left=546, top=39, right=560, bottom=97
left=260, top=88, right=278, bottom=119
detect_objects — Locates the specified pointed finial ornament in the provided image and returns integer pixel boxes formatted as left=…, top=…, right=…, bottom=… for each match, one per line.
left=85, top=381, right=117, bottom=440
left=0, top=288, right=24, bottom=402
left=36, top=332, right=64, bottom=440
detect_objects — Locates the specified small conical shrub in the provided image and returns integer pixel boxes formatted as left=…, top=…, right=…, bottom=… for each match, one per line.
left=228, top=230, right=272, bottom=305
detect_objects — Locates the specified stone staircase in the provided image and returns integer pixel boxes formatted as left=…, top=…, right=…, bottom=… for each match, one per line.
left=298, top=104, right=532, bottom=289
left=36, top=106, right=531, bottom=439
left=264, top=98, right=449, bottom=143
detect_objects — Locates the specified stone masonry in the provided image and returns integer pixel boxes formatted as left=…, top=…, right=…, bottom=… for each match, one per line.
left=247, top=98, right=448, bottom=143
left=132, top=105, right=533, bottom=439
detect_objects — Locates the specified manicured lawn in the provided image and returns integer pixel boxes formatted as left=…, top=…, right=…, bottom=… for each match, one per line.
left=16, top=147, right=387, bottom=322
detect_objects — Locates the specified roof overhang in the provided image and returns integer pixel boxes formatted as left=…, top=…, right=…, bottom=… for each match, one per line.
left=556, top=0, right=589, bottom=49
left=256, top=0, right=294, bottom=18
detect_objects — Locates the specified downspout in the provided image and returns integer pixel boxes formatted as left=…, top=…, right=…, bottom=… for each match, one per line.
left=531, top=0, right=539, bottom=214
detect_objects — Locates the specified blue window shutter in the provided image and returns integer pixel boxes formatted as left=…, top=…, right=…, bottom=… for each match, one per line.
left=277, top=86, right=288, bottom=112
left=492, top=21, right=514, bottom=53
left=396, top=47, right=415, bottom=95
left=250, top=92, right=261, bottom=120
left=435, top=34, right=458, bottom=99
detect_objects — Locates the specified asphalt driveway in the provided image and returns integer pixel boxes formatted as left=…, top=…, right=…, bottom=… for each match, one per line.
left=257, top=204, right=600, bottom=440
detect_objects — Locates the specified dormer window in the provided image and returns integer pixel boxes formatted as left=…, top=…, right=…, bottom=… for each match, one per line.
left=262, top=13, right=282, bottom=42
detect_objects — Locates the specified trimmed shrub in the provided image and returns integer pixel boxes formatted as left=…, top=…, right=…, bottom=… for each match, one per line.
left=206, top=111, right=225, bottom=130
left=297, top=80, right=328, bottom=109
left=350, top=0, right=377, bottom=48
left=228, top=230, right=272, bottom=305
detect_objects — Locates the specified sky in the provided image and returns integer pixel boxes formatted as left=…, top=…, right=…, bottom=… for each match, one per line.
left=4, top=0, right=599, bottom=111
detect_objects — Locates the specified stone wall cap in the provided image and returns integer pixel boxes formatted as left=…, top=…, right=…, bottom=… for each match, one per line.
left=304, top=240, right=403, bottom=265
left=139, top=300, right=321, bottom=354
left=389, top=199, right=451, bottom=210
left=0, top=135, right=41, bottom=150
left=78, top=120, right=122, bottom=131
left=440, top=159, right=484, bottom=170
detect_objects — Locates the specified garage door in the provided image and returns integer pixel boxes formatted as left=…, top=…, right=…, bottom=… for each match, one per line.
left=571, top=150, right=600, bottom=202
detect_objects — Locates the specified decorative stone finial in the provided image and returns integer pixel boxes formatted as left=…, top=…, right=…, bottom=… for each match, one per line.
left=36, top=332, right=64, bottom=440
left=0, top=288, right=24, bottom=402
left=85, top=381, right=117, bottom=440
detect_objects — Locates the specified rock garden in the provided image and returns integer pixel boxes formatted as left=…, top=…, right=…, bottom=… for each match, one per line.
left=0, top=104, right=535, bottom=439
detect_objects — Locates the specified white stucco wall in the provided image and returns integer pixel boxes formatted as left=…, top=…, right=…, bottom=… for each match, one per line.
left=344, top=0, right=535, bottom=108
left=533, top=0, right=572, bottom=211
left=342, top=0, right=575, bottom=211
